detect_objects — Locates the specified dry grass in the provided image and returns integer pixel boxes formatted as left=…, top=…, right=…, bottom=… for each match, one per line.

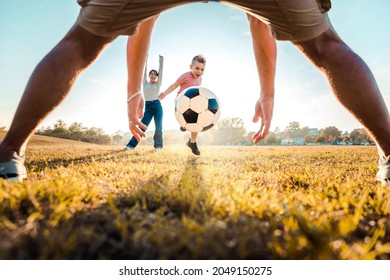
left=1, top=134, right=389, bottom=259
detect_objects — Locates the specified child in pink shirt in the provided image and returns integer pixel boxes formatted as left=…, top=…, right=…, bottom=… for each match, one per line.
left=159, top=55, right=206, bottom=155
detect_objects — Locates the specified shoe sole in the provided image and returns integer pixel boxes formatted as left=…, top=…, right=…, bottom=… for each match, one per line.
left=0, top=168, right=27, bottom=182
left=1, top=174, right=27, bottom=182
left=377, top=176, right=389, bottom=187
left=0, top=155, right=27, bottom=182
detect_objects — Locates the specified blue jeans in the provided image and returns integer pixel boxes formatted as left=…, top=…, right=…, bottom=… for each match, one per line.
left=126, top=100, right=163, bottom=148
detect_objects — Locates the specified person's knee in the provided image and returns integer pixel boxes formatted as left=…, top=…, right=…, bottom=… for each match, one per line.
left=295, top=28, right=346, bottom=66
left=62, top=24, right=114, bottom=66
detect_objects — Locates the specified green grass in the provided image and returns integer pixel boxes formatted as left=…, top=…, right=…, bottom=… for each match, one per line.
left=1, top=134, right=389, bottom=259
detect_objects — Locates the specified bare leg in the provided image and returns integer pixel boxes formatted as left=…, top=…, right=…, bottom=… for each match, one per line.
left=190, top=132, right=198, bottom=142
left=294, top=26, right=390, bottom=157
left=0, top=24, right=114, bottom=159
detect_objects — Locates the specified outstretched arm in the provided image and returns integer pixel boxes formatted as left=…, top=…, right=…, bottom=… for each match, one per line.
left=126, top=15, right=159, bottom=141
left=247, top=14, right=277, bottom=143
left=158, top=81, right=180, bottom=100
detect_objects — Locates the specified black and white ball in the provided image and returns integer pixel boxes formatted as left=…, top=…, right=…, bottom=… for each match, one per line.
left=175, top=86, right=221, bottom=132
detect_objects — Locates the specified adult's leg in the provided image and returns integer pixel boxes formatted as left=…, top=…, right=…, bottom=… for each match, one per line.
left=0, top=24, right=114, bottom=159
left=294, top=26, right=390, bottom=158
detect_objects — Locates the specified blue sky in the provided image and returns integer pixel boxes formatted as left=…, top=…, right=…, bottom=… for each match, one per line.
left=1, top=0, right=389, bottom=135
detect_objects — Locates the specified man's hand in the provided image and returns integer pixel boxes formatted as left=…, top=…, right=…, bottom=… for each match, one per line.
left=252, top=95, right=274, bottom=144
left=128, top=94, right=147, bottom=142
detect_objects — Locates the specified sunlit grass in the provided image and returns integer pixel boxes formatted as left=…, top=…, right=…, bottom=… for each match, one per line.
left=0, top=138, right=389, bottom=259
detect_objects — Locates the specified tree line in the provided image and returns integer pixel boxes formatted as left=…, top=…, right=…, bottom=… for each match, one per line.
left=259, top=121, right=373, bottom=145
left=35, top=120, right=111, bottom=145
left=32, top=119, right=373, bottom=146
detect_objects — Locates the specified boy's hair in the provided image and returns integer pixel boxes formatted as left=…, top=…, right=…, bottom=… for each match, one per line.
left=191, top=54, right=206, bottom=65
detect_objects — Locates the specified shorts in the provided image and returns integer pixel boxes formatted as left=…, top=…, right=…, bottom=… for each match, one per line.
left=76, top=0, right=331, bottom=42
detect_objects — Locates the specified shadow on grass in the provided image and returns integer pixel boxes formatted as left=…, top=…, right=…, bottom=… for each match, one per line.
left=26, top=149, right=156, bottom=173
left=2, top=157, right=389, bottom=260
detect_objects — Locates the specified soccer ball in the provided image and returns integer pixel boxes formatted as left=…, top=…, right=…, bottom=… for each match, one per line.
left=175, top=86, right=221, bottom=132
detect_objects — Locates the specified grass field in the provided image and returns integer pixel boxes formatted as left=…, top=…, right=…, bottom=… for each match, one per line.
left=1, top=133, right=390, bottom=260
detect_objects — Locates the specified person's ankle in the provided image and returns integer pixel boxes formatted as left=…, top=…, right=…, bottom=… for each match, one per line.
left=377, top=146, right=390, bottom=159
left=0, top=142, right=25, bottom=157
left=0, top=142, right=26, bottom=160
left=0, top=149, right=17, bottom=162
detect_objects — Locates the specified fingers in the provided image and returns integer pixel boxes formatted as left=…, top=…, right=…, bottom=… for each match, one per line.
left=129, top=120, right=146, bottom=142
left=252, top=118, right=271, bottom=143
left=252, top=124, right=265, bottom=144
left=127, top=94, right=147, bottom=142
left=128, top=114, right=147, bottom=142
left=252, top=131, right=262, bottom=144
left=252, top=98, right=272, bottom=144
left=252, top=99, right=263, bottom=123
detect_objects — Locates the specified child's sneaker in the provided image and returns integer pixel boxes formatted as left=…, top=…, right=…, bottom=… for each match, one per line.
left=186, top=139, right=200, bottom=156
left=0, top=152, right=27, bottom=182
left=377, top=156, right=390, bottom=187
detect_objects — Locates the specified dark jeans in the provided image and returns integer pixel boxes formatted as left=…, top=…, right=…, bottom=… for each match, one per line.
left=126, top=100, right=163, bottom=148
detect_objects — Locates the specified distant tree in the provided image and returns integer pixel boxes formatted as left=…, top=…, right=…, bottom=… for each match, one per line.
left=349, top=128, right=373, bottom=143
left=265, top=133, right=277, bottom=145
left=83, top=127, right=111, bottom=145
left=349, top=129, right=362, bottom=142
left=111, top=130, right=125, bottom=145
left=304, top=135, right=315, bottom=144
left=316, top=135, right=326, bottom=143
left=321, top=126, right=341, bottom=142
left=112, top=134, right=124, bottom=145
left=51, top=119, right=68, bottom=139
left=300, top=126, right=309, bottom=138
left=359, top=128, right=373, bottom=143
left=212, top=117, right=246, bottom=145
left=36, top=120, right=111, bottom=145
left=284, top=121, right=301, bottom=138
left=69, top=122, right=85, bottom=141
left=243, top=132, right=255, bottom=144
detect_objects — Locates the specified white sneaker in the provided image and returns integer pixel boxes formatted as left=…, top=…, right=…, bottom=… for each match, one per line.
left=0, top=152, right=27, bottom=182
left=376, top=156, right=390, bottom=187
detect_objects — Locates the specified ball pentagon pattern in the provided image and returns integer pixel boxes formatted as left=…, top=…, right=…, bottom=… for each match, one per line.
left=175, top=87, right=220, bottom=132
